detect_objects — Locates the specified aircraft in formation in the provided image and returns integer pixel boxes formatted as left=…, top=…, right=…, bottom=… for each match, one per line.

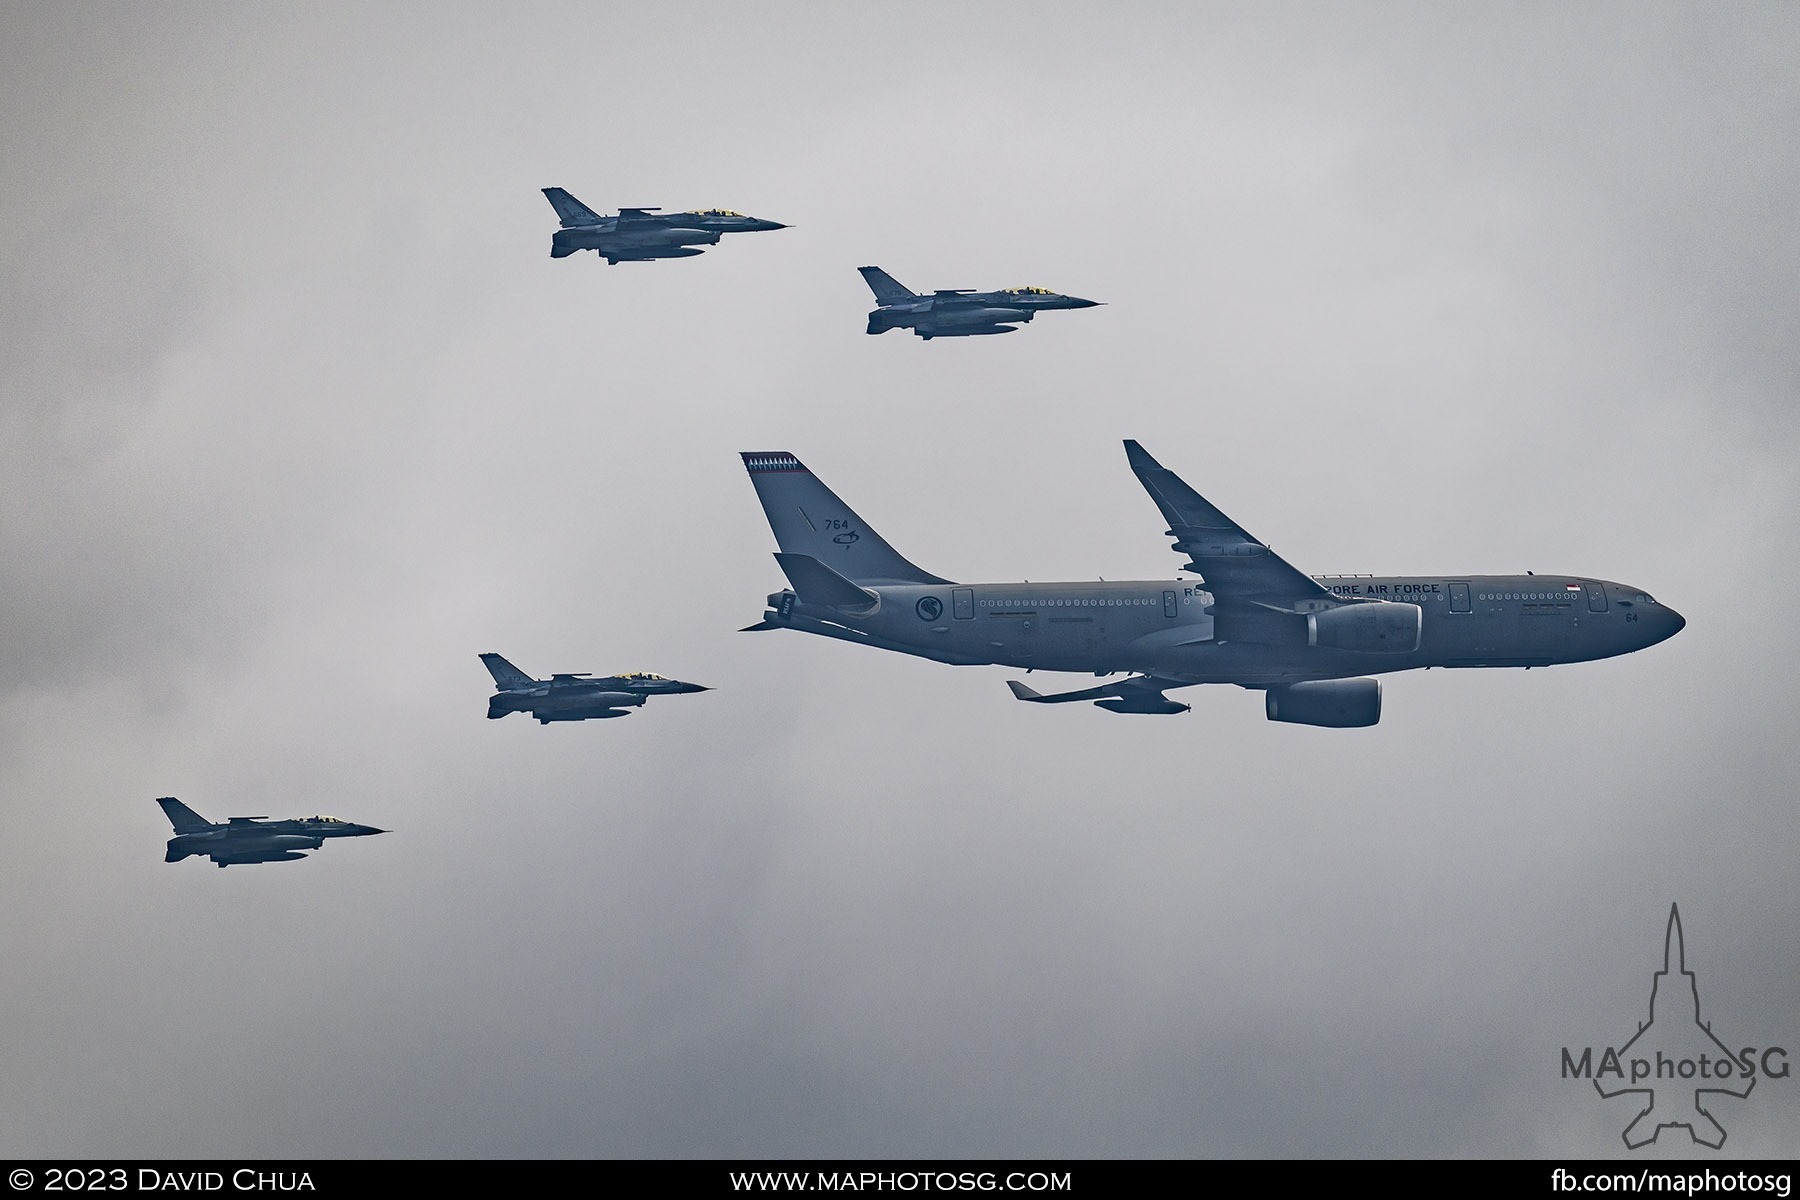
left=152, top=191, right=1685, bottom=866
left=157, top=797, right=385, bottom=868
left=858, top=266, right=1101, bottom=338
left=541, top=188, right=787, bottom=264
left=480, top=653, right=710, bottom=723
left=738, top=443, right=1683, bottom=727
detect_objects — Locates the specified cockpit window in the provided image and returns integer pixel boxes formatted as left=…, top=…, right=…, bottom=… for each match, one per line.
left=309, top=816, right=345, bottom=825
left=695, top=208, right=743, bottom=217
left=1636, top=594, right=1656, bottom=605
left=1002, top=286, right=1054, bottom=295
left=615, top=671, right=665, bottom=681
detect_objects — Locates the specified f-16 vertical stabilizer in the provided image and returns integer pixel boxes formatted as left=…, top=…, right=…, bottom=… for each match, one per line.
left=541, top=187, right=604, bottom=228
left=156, top=796, right=211, bottom=834
left=480, top=653, right=536, bottom=690
left=858, top=266, right=918, bottom=306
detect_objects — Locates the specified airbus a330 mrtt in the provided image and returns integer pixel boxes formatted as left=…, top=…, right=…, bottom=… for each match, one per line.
left=739, top=443, right=1682, bottom=727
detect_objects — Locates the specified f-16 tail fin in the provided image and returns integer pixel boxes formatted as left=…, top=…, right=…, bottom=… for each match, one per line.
left=156, top=797, right=211, bottom=834
left=479, top=653, right=536, bottom=690
left=741, top=453, right=951, bottom=586
left=858, top=266, right=917, bottom=306
left=542, top=187, right=604, bottom=228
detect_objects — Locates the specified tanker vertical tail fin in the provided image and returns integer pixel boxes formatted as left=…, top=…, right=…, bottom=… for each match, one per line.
left=740, top=453, right=951, bottom=586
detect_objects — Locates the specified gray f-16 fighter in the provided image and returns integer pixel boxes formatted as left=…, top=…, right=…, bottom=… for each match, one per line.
left=157, top=797, right=385, bottom=868
left=542, top=188, right=787, bottom=263
left=480, top=653, right=710, bottom=723
left=858, top=266, right=1100, bottom=338
left=740, top=444, right=1683, bottom=727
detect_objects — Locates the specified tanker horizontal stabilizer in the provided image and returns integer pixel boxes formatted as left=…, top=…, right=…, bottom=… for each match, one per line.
left=774, top=553, right=879, bottom=610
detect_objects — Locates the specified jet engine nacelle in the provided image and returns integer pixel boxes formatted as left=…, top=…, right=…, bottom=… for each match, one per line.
left=1308, top=601, right=1421, bottom=653
left=1265, top=678, right=1382, bottom=728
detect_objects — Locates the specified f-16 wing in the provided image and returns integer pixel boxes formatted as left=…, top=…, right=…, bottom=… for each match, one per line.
left=1007, top=675, right=1193, bottom=715
left=1123, top=440, right=1336, bottom=610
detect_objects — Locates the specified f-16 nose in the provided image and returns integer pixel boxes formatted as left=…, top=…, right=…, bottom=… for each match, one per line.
left=747, top=219, right=788, bottom=231
left=1064, top=296, right=1101, bottom=308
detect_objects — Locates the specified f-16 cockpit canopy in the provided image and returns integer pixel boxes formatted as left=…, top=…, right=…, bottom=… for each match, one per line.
left=614, top=671, right=667, bottom=681
left=1002, top=286, right=1056, bottom=295
left=307, top=816, right=350, bottom=825
left=691, top=208, right=744, bottom=217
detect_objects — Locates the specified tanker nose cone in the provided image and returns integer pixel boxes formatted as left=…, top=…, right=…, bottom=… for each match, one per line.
left=1660, top=606, right=1686, bottom=642
left=1637, top=604, right=1685, bottom=649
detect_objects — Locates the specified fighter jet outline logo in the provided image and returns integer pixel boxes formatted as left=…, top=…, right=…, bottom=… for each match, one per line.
left=1591, top=904, right=1756, bottom=1149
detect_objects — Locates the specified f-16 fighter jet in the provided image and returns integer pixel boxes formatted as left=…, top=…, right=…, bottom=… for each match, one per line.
left=542, top=188, right=787, bottom=264
left=858, top=266, right=1100, bottom=338
left=480, top=653, right=710, bottom=723
left=157, top=798, right=385, bottom=868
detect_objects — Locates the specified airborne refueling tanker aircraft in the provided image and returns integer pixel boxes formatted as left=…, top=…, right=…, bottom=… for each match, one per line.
left=739, top=442, right=1684, bottom=727
left=541, top=188, right=787, bottom=264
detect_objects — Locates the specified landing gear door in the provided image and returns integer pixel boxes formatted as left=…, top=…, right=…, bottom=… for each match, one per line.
left=953, top=588, right=974, bottom=620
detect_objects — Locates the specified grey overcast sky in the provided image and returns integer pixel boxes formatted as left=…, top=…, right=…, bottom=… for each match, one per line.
left=2, top=1, right=1797, bottom=1159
